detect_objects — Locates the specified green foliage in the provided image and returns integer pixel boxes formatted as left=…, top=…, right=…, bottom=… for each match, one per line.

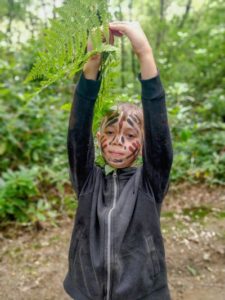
left=0, top=166, right=39, bottom=222
left=125, top=0, right=225, bottom=185
left=26, top=0, right=116, bottom=94
left=0, top=0, right=225, bottom=225
left=0, top=0, right=31, bottom=21
left=0, top=80, right=68, bottom=173
left=0, top=165, right=76, bottom=223
left=168, top=83, right=225, bottom=184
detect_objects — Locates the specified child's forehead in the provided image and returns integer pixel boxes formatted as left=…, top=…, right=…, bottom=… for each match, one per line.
left=104, top=109, right=134, bottom=120
left=104, top=110, right=127, bottom=125
left=104, top=110, right=120, bottom=118
left=102, top=110, right=141, bottom=130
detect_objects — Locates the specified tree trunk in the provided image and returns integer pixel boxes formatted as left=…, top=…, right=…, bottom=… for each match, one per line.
left=129, top=0, right=136, bottom=86
left=118, top=3, right=126, bottom=88
left=7, top=0, right=14, bottom=43
left=53, top=0, right=57, bottom=19
left=179, top=0, right=192, bottom=29
left=155, top=0, right=165, bottom=49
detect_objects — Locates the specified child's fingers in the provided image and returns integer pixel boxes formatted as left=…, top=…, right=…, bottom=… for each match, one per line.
left=109, top=22, right=127, bottom=34
left=87, top=37, right=93, bottom=52
left=109, top=30, right=115, bottom=45
left=109, top=21, right=135, bottom=30
left=109, top=21, right=131, bottom=25
left=87, top=25, right=118, bottom=51
left=109, top=28, right=123, bottom=37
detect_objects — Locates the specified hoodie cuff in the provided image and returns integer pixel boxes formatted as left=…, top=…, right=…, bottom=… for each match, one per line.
left=76, top=71, right=102, bottom=100
left=138, top=72, right=165, bottom=100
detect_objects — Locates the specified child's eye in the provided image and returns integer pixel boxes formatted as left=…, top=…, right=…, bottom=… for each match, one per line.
left=106, top=131, right=114, bottom=135
left=127, top=134, right=135, bottom=138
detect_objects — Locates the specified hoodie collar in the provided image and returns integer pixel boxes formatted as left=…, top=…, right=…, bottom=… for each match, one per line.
left=104, top=164, right=137, bottom=179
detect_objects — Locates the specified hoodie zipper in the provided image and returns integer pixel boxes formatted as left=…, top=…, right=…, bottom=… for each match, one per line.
left=106, top=170, right=118, bottom=300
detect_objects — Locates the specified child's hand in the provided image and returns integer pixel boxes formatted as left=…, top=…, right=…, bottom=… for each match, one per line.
left=86, top=28, right=115, bottom=62
left=109, top=21, right=157, bottom=79
left=83, top=28, right=114, bottom=80
left=109, top=21, right=152, bottom=59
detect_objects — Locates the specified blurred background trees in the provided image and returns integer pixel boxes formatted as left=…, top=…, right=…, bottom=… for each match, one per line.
left=0, top=0, right=224, bottom=224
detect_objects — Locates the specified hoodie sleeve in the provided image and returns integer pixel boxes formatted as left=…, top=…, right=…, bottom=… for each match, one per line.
left=139, top=73, right=173, bottom=203
left=67, top=72, right=101, bottom=196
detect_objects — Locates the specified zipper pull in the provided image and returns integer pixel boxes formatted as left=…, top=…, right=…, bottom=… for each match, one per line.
left=113, top=169, right=117, bottom=177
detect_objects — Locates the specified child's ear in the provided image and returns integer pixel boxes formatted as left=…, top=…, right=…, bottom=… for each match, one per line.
left=138, top=143, right=143, bottom=156
left=96, top=131, right=101, bottom=147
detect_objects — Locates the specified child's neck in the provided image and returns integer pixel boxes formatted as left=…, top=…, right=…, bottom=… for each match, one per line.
left=104, top=161, right=137, bottom=175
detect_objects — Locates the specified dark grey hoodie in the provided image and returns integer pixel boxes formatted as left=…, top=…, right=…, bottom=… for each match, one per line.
left=63, top=72, right=173, bottom=300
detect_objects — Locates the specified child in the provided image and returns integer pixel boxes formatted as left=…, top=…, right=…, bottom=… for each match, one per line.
left=63, top=21, right=173, bottom=300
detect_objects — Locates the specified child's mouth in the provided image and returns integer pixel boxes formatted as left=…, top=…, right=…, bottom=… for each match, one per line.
left=109, top=151, right=124, bottom=157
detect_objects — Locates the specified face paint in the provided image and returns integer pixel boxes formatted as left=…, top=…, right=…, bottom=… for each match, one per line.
left=105, top=117, right=119, bottom=128
left=126, top=118, right=139, bottom=136
left=134, top=113, right=141, bottom=124
left=103, top=111, right=120, bottom=129
left=98, top=111, right=143, bottom=168
left=126, top=140, right=140, bottom=159
left=127, top=118, right=134, bottom=128
left=118, top=111, right=126, bottom=131
left=130, top=114, right=138, bottom=124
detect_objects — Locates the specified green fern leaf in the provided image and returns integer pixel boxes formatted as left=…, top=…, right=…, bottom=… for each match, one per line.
left=25, top=0, right=117, bottom=94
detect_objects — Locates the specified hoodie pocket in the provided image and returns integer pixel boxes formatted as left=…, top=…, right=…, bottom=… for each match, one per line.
left=72, top=235, right=100, bottom=297
left=114, top=235, right=161, bottom=299
left=144, top=234, right=161, bottom=277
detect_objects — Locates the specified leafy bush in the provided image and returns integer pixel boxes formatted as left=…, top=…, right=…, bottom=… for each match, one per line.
left=0, top=166, right=40, bottom=222
left=0, top=165, right=76, bottom=223
left=0, top=49, right=69, bottom=173
left=0, top=0, right=225, bottom=225
left=168, top=82, right=225, bottom=185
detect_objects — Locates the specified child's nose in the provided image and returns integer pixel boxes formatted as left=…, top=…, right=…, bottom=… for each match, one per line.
left=112, top=134, right=123, bottom=145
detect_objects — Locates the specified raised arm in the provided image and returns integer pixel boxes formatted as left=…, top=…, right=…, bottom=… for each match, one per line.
left=139, top=71, right=173, bottom=203
left=67, top=47, right=102, bottom=196
left=137, top=37, right=173, bottom=203
left=109, top=21, right=173, bottom=202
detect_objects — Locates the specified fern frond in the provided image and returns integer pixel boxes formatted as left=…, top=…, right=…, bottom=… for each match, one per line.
left=25, top=0, right=116, bottom=93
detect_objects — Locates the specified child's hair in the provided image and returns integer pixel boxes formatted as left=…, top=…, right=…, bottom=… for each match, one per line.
left=100, top=102, right=144, bottom=136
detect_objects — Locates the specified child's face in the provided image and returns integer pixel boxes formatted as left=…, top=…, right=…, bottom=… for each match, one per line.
left=96, top=110, right=143, bottom=169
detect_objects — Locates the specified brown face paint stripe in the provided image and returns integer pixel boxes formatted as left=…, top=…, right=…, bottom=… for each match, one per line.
left=109, top=134, right=116, bottom=145
left=121, top=136, right=125, bottom=144
left=127, top=118, right=134, bottom=127
left=102, top=143, right=108, bottom=149
left=100, top=135, right=106, bottom=142
left=107, top=111, right=120, bottom=122
left=132, top=141, right=138, bottom=148
left=128, top=146, right=135, bottom=152
left=126, top=148, right=139, bottom=160
left=134, top=113, right=141, bottom=124
left=136, top=141, right=141, bottom=147
left=130, top=114, right=138, bottom=123
left=104, top=112, right=119, bottom=127
left=105, top=117, right=119, bottom=128
left=119, top=113, right=126, bottom=131
left=102, top=140, right=107, bottom=146
left=101, top=136, right=107, bottom=143
left=127, top=118, right=139, bottom=134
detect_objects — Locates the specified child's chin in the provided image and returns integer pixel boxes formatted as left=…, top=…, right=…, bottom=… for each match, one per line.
left=106, top=159, right=133, bottom=169
left=103, top=154, right=135, bottom=168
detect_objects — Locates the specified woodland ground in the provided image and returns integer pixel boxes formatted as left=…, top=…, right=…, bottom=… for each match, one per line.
left=0, top=183, right=224, bottom=300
